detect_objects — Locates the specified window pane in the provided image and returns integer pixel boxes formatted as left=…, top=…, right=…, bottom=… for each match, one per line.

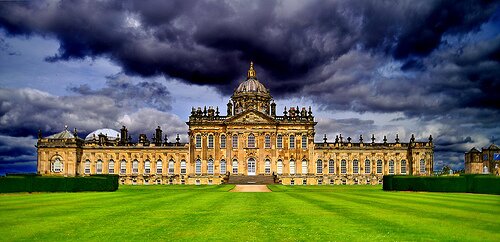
left=156, top=160, right=162, bottom=174
left=265, top=159, right=271, bottom=174
left=120, top=160, right=126, bottom=174
left=341, top=159, right=347, bottom=174
left=180, top=160, right=186, bottom=174
left=96, top=160, right=102, bottom=174
left=132, top=160, right=138, bottom=174
left=420, top=159, right=425, bottom=173
left=232, top=135, right=238, bottom=148
left=265, top=135, right=271, bottom=149
left=221, top=135, right=226, bottom=148
left=248, top=134, right=255, bottom=148
left=208, top=135, right=214, bottom=148
left=168, top=160, right=175, bottom=174
left=301, top=160, right=307, bottom=174
left=290, top=160, right=295, bottom=174
left=108, top=160, right=115, bottom=174
left=196, top=159, right=201, bottom=174
left=144, top=160, right=150, bottom=174
left=302, top=135, right=307, bottom=149
left=232, top=160, right=238, bottom=174
left=196, top=134, right=202, bottom=148
left=401, top=160, right=407, bottom=174
left=277, top=160, right=283, bottom=174
left=277, top=135, right=282, bottom=149
left=328, top=160, right=335, bottom=174
left=207, top=160, right=214, bottom=175
left=365, top=160, right=371, bottom=174
left=85, top=160, right=91, bottom=174
left=389, top=160, right=394, bottom=174
left=353, top=160, right=359, bottom=174
left=220, top=160, right=226, bottom=174
left=290, top=135, right=295, bottom=149
left=317, top=160, right=323, bottom=174
left=377, top=160, right=382, bottom=174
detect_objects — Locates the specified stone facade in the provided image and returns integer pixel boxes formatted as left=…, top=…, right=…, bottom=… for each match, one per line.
left=465, top=144, right=500, bottom=175
left=37, top=63, right=435, bottom=185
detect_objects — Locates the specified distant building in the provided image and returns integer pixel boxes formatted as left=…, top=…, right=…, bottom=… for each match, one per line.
left=465, top=144, right=500, bottom=175
left=36, top=63, right=435, bottom=185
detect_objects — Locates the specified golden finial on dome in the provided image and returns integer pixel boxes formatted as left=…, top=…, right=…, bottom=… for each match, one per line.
left=247, top=61, right=256, bottom=78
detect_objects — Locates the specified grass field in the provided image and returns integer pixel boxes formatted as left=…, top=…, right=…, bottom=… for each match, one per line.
left=0, top=185, right=498, bottom=241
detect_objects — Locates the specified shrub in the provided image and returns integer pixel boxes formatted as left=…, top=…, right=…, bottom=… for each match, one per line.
left=0, top=175, right=119, bottom=193
left=383, top=175, right=500, bottom=194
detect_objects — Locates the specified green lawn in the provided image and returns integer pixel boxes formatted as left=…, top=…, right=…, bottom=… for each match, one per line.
left=0, top=185, right=498, bottom=241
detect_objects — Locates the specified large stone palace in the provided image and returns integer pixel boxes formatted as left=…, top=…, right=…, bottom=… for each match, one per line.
left=37, top=63, right=434, bottom=185
left=464, top=144, right=500, bottom=175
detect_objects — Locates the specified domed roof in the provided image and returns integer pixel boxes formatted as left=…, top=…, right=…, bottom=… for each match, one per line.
left=85, top=128, right=120, bottom=141
left=234, top=62, right=269, bottom=95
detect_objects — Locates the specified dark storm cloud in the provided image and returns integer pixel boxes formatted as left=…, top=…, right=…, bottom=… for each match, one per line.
left=69, top=73, right=172, bottom=111
left=0, top=0, right=496, bottom=97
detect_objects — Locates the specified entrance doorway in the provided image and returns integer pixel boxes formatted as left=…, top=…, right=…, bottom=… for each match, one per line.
left=247, top=158, right=256, bottom=176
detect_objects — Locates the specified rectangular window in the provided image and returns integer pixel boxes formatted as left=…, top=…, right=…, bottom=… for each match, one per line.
left=277, top=161, right=283, bottom=175
left=208, top=162, right=214, bottom=175
left=353, top=160, right=359, bottom=174
left=156, top=161, right=163, bottom=174
left=168, top=161, right=174, bottom=174
left=290, top=135, right=295, bottom=149
left=377, top=160, right=382, bottom=174
left=290, top=180, right=295, bottom=185
left=318, top=179, right=323, bottom=185
left=420, top=159, right=426, bottom=173
left=302, top=135, right=307, bottom=149
left=265, top=135, right=271, bottom=149
left=290, top=161, right=295, bottom=174
left=389, top=160, right=394, bottom=174
left=96, top=162, right=102, bottom=174
left=265, top=160, right=271, bottom=174
left=196, top=134, right=201, bottom=148
left=85, top=161, right=91, bottom=174
left=401, top=160, right=407, bottom=174
left=277, top=135, right=283, bottom=149
left=341, top=160, right=347, bottom=174
left=208, top=135, right=214, bottom=148
left=221, top=135, right=226, bottom=148
left=248, top=134, right=255, bottom=148
left=317, top=160, right=323, bottom=174
left=232, top=135, right=238, bottom=148
left=132, top=161, right=138, bottom=174
left=196, top=161, right=201, bottom=174
left=180, top=161, right=186, bottom=174
left=120, top=161, right=126, bottom=174
left=365, top=160, right=371, bottom=174
left=302, top=179, right=307, bottom=185
left=328, top=160, right=334, bottom=174
left=220, top=161, right=226, bottom=174
left=144, top=162, right=150, bottom=174
left=109, top=162, right=115, bottom=174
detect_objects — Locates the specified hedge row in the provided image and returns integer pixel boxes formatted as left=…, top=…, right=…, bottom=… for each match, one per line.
left=0, top=175, right=119, bottom=193
left=383, top=175, right=500, bottom=195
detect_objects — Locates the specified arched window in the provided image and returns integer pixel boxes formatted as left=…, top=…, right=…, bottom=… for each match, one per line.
left=277, top=159, right=283, bottom=174
left=52, top=158, right=62, bottom=173
left=328, top=159, right=335, bottom=174
left=144, top=160, right=151, bottom=174
left=290, top=135, right=295, bottom=149
left=301, top=159, right=308, bottom=174
left=365, top=159, right=371, bottom=174
left=85, top=160, right=91, bottom=174
left=180, top=160, right=187, bottom=174
left=168, top=159, right=175, bottom=174
left=195, top=134, right=202, bottom=148
left=232, top=159, right=238, bottom=174
left=248, top=134, right=255, bottom=148
left=96, top=159, right=103, bottom=174
left=420, top=159, right=426, bottom=173
left=277, top=134, right=283, bottom=149
left=289, top=160, right=296, bottom=174
left=389, top=160, right=395, bottom=174
left=132, top=159, right=139, bottom=174
left=232, top=135, right=238, bottom=148
left=156, top=160, right=163, bottom=174
left=265, top=159, right=271, bottom=174
left=302, top=135, right=307, bottom=149
left=220, top=159, right=226, bottom=174
left=220, top=135, right=226, bottom=148
left=108, top=159, right=115, bottom=174
left=376, top=160, right=383, bottom=174
left=120, top=159, right=126, bottom=174
left=208, top=134, right=214, bottom=148
left=195, top=159, right=202, bottom=174
left=401, top=160, right=407, bottom=174
left=341, top=159, right=347, bottom=174
left=265, top=135, right=271, bottom=149
left=207, top=159, right=214, bottom=175
left=317, top=160, right=323, bottom=174
left=353, top=160, right=359, bottom=174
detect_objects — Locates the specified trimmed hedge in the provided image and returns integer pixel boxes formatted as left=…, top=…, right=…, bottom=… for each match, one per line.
left=0, top=175, right=119, bottom=193
left=383, top=175, right=500, bottom=195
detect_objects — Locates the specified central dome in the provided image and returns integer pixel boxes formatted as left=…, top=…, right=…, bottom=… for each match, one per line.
left=85, top=128, right=120, bottom=141
left=234, top=62, right=269, bottom=95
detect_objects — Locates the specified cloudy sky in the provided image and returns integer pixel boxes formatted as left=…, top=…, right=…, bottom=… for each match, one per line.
left=0, top=0, right=499, bottom=174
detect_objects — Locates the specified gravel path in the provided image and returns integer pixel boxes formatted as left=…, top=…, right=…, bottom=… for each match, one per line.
left=230, top=185, right=272, bottom=192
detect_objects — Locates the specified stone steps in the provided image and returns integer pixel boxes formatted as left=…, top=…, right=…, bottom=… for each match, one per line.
left=227, top=175, right=276, bottom=184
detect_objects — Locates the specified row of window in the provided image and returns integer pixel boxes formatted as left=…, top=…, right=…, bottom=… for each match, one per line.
left=195, top=134, right=308, bottom=149
left=57, top=158, right=426, bottom=175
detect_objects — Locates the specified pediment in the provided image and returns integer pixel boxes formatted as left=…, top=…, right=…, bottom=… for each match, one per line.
left=225, top=109, right=277, bottom=124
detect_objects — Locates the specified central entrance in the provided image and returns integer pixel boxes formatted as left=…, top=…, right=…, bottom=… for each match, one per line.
left=247, top=158, right=256, bottom=176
